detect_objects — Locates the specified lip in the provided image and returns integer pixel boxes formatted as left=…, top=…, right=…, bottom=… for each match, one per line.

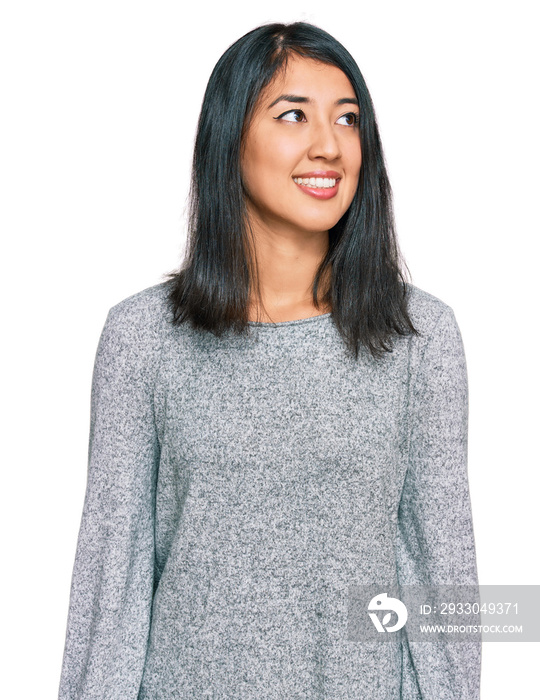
left=293, top=170, right=341, bottom=179
left=292, top=171, right=342, bottom=200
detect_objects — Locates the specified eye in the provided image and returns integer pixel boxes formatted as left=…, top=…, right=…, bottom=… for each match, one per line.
left=336, top=112, right=360, bottom=127
left=274, top=109, right=307, bottom=123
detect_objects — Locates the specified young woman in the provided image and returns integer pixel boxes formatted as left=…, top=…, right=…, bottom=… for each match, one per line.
left=58, top=22, right=481, bottom=699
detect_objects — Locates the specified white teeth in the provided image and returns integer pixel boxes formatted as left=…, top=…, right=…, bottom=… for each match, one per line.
left=293, top=177, right=337, bottom=188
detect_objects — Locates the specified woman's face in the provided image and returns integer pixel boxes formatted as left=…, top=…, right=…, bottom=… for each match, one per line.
left=241, top=54, right=362, bottom=237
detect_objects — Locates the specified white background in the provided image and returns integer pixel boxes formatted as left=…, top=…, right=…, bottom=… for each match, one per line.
left=1, top=1, right=538, bottom=697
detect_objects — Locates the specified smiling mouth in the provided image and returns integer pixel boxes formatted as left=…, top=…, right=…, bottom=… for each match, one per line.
left=292, top=176, right=339, bottom=189
left=292, top=176, right=341, bottom=200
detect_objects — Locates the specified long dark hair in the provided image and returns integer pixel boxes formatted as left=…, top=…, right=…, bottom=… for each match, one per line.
left=163, top=21, right=418, bottom=359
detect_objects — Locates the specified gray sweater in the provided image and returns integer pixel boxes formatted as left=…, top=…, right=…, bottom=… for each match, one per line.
left=58, top=281, right=481, bottom=699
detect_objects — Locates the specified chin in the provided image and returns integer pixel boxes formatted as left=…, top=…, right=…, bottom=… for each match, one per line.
left=296, top=204, right=350, bottom=229
left=295, top=214, right=343, bottom=233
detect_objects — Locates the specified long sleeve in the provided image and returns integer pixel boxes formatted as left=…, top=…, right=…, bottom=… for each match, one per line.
left=58, top=302, right=163, bottom=699
left=396, top=306, right=481, bottom=699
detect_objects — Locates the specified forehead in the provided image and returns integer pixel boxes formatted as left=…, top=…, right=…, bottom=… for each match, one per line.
left=259, top=54, right=356, bottom=105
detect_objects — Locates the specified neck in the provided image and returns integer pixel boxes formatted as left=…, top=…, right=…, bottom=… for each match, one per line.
left=244, top=216, right=332, bottom=321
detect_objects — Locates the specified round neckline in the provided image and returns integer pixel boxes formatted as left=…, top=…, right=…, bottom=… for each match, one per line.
left=247, top=311, right=332, bottom=328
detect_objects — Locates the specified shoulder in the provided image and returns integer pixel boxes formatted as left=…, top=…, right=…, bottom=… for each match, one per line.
left=95, top=281, right=173, bottom=381
left=404, top=282, right=460, bottom=341
left=403, top=283, right=467, bottom=378
left=107, top=280, right=173, bottom=330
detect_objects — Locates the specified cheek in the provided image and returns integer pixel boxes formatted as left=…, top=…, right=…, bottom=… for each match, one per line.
left=346, top=143, right=362, bottom=192
left=348, top=139, right=362, bottom=175
left=243, top=141, right=278, bottom=190
left=243, top=139, right=298, bottom=203
left=256, top=140, right=296, bottom=182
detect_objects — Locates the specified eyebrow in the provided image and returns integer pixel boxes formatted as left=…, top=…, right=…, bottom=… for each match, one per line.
left=267, top=94, right=359, bottom=109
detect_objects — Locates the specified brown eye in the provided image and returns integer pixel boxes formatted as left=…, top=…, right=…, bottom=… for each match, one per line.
left=275, top=109, right=307, bottom=123
left=337, top=112, right=359, bottom=126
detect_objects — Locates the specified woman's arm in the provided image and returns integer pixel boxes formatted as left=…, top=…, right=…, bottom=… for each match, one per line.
left=58, top=299, right=164, bottom=699
left=396, top=305, right=481, bottom=699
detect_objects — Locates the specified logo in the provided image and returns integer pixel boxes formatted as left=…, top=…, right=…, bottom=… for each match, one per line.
left=367, top=592, right=408, bottom=633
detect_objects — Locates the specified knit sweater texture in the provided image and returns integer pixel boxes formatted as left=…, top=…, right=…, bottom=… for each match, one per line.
left=58, top=281, right=481, bottom=699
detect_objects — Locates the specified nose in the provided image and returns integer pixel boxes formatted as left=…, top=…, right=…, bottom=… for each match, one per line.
left=308, top=118, right=342, bottom=161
